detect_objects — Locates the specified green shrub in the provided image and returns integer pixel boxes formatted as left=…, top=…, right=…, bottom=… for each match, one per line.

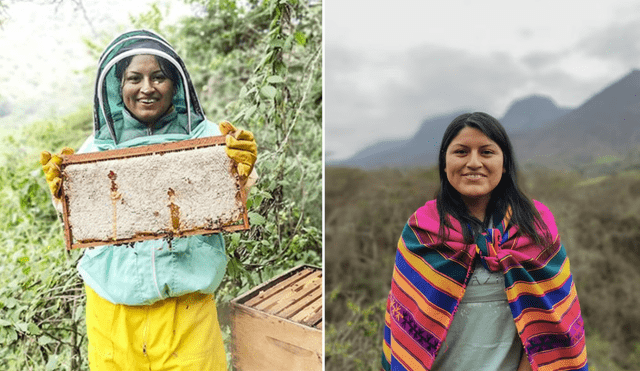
left=0, top=111, right=91, bottom=370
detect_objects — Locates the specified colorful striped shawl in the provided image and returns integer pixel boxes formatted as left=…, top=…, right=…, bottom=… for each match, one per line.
left=382, top=199, right=587, bottom=371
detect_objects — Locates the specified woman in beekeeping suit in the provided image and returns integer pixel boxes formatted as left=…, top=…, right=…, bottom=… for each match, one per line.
left=40, top=29, right=257, bottom=370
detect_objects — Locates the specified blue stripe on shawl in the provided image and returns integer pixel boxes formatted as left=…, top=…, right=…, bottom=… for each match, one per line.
left=509, top=274, right=573, bottom=318
left=504, top=244, right=567, bottom=287
left=391, top=358, right=409, bottom=371
left=402, top=224, right=468, bottom=285
left=394, top=249, right=458, bottom=314
left=384, top=320, right=391, bottom=345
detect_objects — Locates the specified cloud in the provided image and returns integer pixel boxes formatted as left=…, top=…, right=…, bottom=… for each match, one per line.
left=576, top=20, right=640, bottom=66
left=393, top=47, right=528, bottom=111
left=521, top=51, right=564, bottom=70
left=325, top=24, right=639, bottom=161
left=325, top=44, right=535, bottom=160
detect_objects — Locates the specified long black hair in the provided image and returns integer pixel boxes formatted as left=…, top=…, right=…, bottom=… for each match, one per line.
left=435, top=112, right=550, bottom=246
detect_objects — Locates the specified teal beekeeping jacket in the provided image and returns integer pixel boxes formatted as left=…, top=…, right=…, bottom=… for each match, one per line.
left=77, top=30, right=227, bottom=305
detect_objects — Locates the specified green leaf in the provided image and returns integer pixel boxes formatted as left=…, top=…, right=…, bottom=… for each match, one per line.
left=267, top=75, right=284, bottom=84
left=6, top=327, right=17, bottom=342
left=284, top=34, right=294, bottom=51
left=252, top=194, right=264, bottom=208
left=294, top=31, right=307, bottom=46
left=269, top=39, right=284, bottom=48
left=248, top=212, right=266, bottom=226
left=37, top=335, right=54, bottom=346
left=245, top=105, right=257, bottom=118
left=74, top=307, right=84, bottom=322
left=257, top=52, right=273, bottom=69
left=27, top=322, right=42, bottom=335
left=232, top=112, right=244, bottom=123
left=4, top=297, right=17, bottom=308
left=15, top=322, right=28, bottom=333
left=0, top=319, right=11, bottom=327
left=244, top=87, right=257, bottom=98
left=260, top=85, right=277, bottom=99
left=45, top=354, right=59, bottom=371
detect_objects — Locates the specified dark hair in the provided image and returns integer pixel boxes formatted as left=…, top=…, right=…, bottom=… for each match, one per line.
left=436, top=112, right=550, bottom=246
left=114, top=54, right=180, bottom=91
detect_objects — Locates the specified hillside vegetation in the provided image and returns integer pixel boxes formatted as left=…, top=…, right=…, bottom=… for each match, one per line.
left=326, top=165, right=640, bottom=371
left=0, top=0, right=321, bottom=369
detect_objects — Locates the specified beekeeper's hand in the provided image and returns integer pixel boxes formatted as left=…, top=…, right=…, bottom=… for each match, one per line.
left=219, top=121, right=257, bottom=178
left=40, top=148, right=74, bottom=207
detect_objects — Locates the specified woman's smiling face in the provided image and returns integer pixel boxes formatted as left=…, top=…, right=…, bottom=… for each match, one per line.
left=445, top=126, right=505, bottom=206
left=121, top=55, right=174, bottom=125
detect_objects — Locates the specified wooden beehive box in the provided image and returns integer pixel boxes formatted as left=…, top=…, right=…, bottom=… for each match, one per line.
left=60, top=136, right=249, bottom=249
left=230, top=265, right=322, bottom=371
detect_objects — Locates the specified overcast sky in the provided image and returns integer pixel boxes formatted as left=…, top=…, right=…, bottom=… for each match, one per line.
left=325, top=0, right=640, bottom=160
left=4, top=1, right=640, bottom=161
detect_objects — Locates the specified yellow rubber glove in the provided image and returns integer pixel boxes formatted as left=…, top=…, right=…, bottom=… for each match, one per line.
left=40, top=147, right=74, bottom=199
left=219, top=121, right=257, bottom=178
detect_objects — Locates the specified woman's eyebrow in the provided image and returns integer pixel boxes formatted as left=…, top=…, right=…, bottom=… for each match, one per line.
left=126, top=69, right=164, bottom=75
left=449, top=142, right=498, bottom=149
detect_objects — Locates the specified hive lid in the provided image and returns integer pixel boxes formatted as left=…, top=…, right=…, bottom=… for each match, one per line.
left=231, top=265, right=322, bottom=329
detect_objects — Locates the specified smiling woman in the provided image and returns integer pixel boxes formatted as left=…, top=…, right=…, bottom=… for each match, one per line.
left=381, top=112, right=588, bottom=371
left=444, top=126, right=505, bottom=220
left=119, top=55, right=176, bottom=124
left=39, top=29, right=258, bottom=371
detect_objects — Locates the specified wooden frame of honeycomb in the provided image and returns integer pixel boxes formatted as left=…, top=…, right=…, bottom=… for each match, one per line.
left=60, top=136, right=250, bottom=249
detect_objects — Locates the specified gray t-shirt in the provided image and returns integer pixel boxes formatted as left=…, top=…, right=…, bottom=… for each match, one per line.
left=430, top=260, right=523, bottom=370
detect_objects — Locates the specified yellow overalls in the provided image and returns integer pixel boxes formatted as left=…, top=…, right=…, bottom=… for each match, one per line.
left=86, top=285, right=227, bottom=370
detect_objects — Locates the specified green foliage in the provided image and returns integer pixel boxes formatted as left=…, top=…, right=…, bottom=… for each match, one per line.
left=326, top=288, right=386, bottom=371
left=325, top=166, right=640, bottom=371
left=0, top=111, right=92, bottom=370
left=326, top=167, right=439, bottom=305
left=130, top=2, right=166, bottom=32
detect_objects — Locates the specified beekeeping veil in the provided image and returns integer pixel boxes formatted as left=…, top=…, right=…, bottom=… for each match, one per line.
left=93, top=29, right=206, bottom=145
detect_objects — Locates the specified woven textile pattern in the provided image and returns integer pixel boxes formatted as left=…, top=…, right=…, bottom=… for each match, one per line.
left=381, top=200, right=587, bottom=371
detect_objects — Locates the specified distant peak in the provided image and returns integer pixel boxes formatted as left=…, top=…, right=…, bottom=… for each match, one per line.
left=502, top=95, right=560, bottom=118
left=500, top=94, right=568, bottom=131
left=509, top=95, right=557, bottom=108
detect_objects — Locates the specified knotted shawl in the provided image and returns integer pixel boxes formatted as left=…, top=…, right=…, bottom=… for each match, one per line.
left=382, top=199, right=587, bottom=371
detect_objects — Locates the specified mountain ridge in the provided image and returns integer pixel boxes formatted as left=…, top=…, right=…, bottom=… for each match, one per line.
left=330, top=69, right=640, bottom=169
